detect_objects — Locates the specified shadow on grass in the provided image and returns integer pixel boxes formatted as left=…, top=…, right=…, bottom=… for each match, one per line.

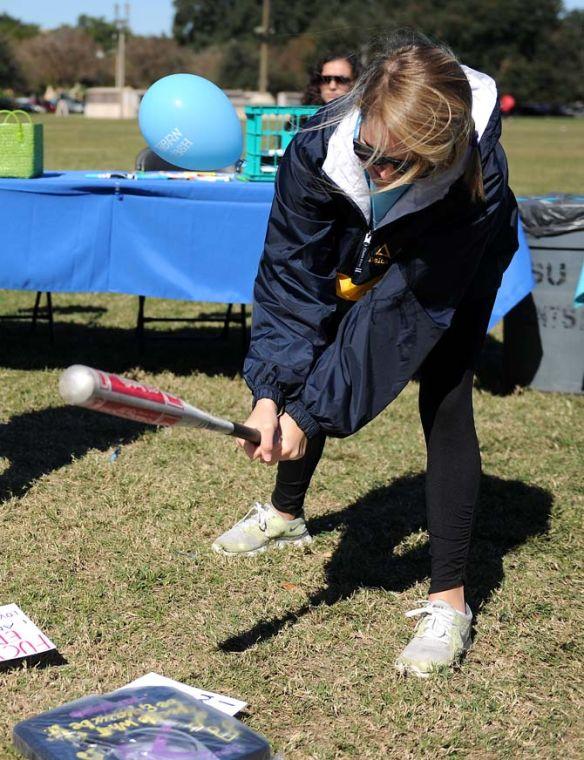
left=476, top=297, right=545, bottom=396
left=15, top=305, right=108, bottom=317
left=475, top=334, right=509, bottom=396
left=0, top=319, right=245, bottom=378
left=1, top=302, right=512, bottom=389
left=219, top=473, right=552, bottom=652
left=0, top=406, right=147, bottom=504
left=0, top=650, right=68, bottom=673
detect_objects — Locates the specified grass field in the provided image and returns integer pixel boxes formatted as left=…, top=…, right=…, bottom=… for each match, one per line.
left=33, top=113, right=584, bottom=195
left=0, top=116, right=582, bottom=759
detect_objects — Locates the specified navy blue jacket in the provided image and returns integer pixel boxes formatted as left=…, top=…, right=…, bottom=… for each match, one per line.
left=244, top=66, right=518, bottom=438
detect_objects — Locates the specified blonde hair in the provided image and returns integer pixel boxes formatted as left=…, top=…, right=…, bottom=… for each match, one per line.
left=349, top=32, right=485, bottom=203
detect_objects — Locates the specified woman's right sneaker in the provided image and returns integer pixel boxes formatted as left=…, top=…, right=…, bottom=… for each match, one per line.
left=211, top=502, right=312, bottom=556
left=394, top=599, right=473, bottom=678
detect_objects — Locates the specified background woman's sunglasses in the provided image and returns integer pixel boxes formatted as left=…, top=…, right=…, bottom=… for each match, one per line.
left=353, top=139, right=414, bottom=173
left=318, top=75, right=353, bottom=86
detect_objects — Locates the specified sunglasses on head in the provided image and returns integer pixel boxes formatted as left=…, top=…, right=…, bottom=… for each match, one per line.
left=352, top=138, right=414, bottom=173
left=318, top=74, right=353, bottom=86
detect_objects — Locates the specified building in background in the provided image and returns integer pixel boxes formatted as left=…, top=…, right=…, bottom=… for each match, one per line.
left=84, top=86, right=143, bottom=118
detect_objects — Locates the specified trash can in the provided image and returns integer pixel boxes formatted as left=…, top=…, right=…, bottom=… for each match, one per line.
left=504, top=195, right=584, bottom=393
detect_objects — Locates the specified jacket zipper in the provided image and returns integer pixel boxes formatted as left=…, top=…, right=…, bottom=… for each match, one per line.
left=317, top=167, right=373, bottom=277
left=354, top=231, right=372, bottom=275
left=318, top=166, right=403, bottom=275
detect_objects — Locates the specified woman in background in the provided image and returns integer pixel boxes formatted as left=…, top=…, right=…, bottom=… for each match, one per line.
left=302, top=51, right=362, bottom=105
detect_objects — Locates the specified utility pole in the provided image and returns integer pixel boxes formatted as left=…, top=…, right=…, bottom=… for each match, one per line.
left=257, top=0, right=271, bottom=93
left=115, top=2, right=130, bottom=117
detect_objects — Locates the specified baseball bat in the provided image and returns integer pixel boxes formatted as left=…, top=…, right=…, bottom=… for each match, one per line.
left=58, top=365, right=261, bottom=444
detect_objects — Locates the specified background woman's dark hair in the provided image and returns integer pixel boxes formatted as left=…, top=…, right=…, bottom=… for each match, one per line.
left=302, top=51, right=362, bottom=106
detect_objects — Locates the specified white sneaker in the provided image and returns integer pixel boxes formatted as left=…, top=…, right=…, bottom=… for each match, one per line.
left=394, top=600, right=473, bottom=678
left=211, top=502, right=312, bottom=556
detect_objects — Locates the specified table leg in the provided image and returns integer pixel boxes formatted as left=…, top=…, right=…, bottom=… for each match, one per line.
left=240, top=304, right=249, bottom=355
left=46, top=292, right=54, bottom=344
left=136, top=295, right=146, bottom=351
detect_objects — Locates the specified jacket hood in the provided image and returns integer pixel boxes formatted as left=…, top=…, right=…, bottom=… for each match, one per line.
left=320, top=65, right=500, bottom=226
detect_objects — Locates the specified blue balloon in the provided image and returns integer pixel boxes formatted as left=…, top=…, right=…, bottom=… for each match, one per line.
left=139, top=74, right=243, bottom=171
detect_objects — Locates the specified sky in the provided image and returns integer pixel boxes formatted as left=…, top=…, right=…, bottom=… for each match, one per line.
left=0, top=0, right=582, bottom=36
left=0, top=1, right=175, bottom=36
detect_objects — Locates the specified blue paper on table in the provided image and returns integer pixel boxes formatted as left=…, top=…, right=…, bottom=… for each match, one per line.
left=488, top=222, right=534, bottom=331
left=13, top=686, right=271, bottom=760
left=574, top=263, right=584, bottom=308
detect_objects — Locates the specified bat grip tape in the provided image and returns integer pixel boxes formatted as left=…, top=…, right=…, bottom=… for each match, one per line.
left=231, top=422, right=261, bottom=445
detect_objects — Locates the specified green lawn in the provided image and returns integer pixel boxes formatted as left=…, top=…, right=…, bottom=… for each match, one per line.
left=37, top=114, right=145, bottom=172
left=0, top=116, right=582, bottom=759
left=33, top=113, right=584, bottom=196
left=500, top=117, right=584, bottom=195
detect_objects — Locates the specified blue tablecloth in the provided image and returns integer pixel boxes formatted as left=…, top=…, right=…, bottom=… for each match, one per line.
left=0, top=171, right=274, bottom=303
left=0, top=171, right=532, bottom=327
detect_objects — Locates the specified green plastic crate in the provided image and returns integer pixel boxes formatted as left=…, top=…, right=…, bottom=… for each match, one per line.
left=239, top=105, right=319, bottom=181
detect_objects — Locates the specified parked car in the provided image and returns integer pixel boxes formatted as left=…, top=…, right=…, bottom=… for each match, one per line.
left=14, top=97, right=47, bottom=113
left=40, top=99, right=56, bottom=113
left=562, top=102, right=584, bottom=117
left=517, top=102, right=575, bottom=117
left=55, top=95, right=85, bottom=114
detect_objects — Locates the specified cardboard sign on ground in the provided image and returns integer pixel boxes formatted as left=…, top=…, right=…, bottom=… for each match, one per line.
left=0, top=604, right=56, bottom=664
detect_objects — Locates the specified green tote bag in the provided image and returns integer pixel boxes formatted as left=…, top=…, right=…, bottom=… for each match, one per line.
left=0, top=109, right=43, bottom=178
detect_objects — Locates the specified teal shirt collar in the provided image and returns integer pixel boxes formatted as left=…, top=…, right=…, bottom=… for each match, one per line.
left=354, top=114, right=412, bottom=227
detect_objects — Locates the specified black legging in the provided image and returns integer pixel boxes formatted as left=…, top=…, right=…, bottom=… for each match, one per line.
left=272, top=292, right=496, bottom=594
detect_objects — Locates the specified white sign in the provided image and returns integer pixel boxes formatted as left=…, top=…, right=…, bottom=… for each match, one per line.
left=120, top=672, right=247, bottom=716
left=0, top=604, right=56, bottom=663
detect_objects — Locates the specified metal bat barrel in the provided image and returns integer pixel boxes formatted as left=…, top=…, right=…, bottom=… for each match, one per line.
left=59, top=365, right=261, bottom=444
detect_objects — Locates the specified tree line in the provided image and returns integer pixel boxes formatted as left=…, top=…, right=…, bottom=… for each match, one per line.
left=0, top=13, right=199, bottom=95
left=0, top=1, right=582, bottom=104
left=173, top=0, right=583, bottom=103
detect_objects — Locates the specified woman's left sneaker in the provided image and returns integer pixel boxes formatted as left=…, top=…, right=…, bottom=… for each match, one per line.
left=211, top=501, right=312, bottom=556
left=394, top=600, right=473, bottom=678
